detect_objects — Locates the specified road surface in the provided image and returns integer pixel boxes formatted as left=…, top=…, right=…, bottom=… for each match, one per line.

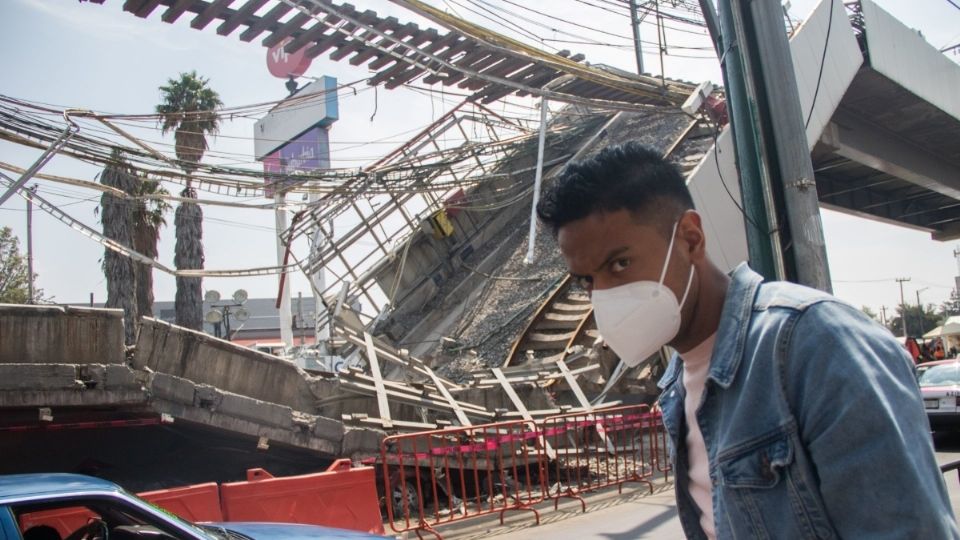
left=448, top=431, right=960, bottom=540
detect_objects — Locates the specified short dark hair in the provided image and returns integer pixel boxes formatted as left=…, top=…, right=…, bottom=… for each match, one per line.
left=536, top=141, right=694, bottom=236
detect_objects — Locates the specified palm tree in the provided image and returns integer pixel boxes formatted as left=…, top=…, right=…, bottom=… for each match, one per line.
left=100, top=150, right=139, bottom=345
left=132, top=179, right=169, bottom=319
left=156, top=71, right=222, bottom=331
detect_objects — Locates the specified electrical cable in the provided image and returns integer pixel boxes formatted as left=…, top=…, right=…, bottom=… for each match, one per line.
left=0, top=172, right=299, bottom=278
left=710, top=124, right=768, bottom=235
left=804, top=0, right=834, bottom=129
left=287, top=0, right=693, bottom=108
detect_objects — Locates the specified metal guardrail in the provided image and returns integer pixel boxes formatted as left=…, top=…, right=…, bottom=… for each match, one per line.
left=381, top=419, right=546, bottom=539
left=540, top=405, right=662, bottom=511
left=940, top=459, right=960, bottom=484
left=380, top=406, right=670, bottom=539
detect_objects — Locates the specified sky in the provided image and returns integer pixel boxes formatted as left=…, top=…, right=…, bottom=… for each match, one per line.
left=1, top=0, right=959, bottom=324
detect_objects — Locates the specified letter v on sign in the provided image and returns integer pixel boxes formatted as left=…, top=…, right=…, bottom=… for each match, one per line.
left=266, top=37, right=312, bottom=79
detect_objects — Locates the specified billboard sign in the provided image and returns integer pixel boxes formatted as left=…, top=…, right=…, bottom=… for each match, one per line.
left=254, top=76, right=339, bottom=160
left=263, top=127, right=331, bottom=197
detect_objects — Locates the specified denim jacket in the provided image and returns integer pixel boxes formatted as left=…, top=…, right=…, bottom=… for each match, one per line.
left=658, top=263, right=959, bottom=539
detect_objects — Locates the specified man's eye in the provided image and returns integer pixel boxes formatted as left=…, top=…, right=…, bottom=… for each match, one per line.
left=611, top=258, right=631, bottom=273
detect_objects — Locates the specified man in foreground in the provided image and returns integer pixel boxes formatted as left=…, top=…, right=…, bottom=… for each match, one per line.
left=536, top=141, right=958, bottom=538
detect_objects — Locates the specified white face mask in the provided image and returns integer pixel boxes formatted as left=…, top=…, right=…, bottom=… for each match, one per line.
left=590, top=221, right=695, bottom=367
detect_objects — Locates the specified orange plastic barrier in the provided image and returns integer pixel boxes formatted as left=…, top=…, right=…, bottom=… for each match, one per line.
left=19, top=507, right=94, bottom=538
left=19, top=482, right=223, bottom=537
left=139, top=482, right=223, bottom=522
left=220, top=460, right=384, bottom=535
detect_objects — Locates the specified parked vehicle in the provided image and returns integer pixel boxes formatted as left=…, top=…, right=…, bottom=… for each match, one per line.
left=0, top=473, right=386, bottom=540
left=918, top=360, right=960, bottom=431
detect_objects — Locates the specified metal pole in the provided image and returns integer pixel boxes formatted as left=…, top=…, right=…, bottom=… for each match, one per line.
left=298, top=291, right=305, bottom=346
left=917, top=287, right=929, bottom=335
left=275, top=192, right=294, bottom=348
left=26, top=185, right=36, bottom=303
left=628, top=0, right=645, bottom=74
left=524, top=97, right=549, bottom=265
left=897, top=277, right=911, bottom=337
left=0, top=119, right=77, bottom=207
left=744, top=0, right=832, bottom=292
left=712, top=0, right=782, bottom=281
left=655, top=0, right=667, bottom=89
left=697, top=0, right=722, bottom=57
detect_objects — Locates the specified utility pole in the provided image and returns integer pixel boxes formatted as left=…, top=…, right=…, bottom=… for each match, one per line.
left=748, top=0, right=831, bottom=291
left=896, top=277, right=911, bottom=337
left=275, top=192, right=294, bottom=349
left=297, top=291, right=305, bottom=346
left=628, top=0, right=645, bottom=74
left=954, top=247, right=960, bottom=295
left=708, top=0, right=832, bottom=291
left=917, top=287, right=929, bottom=336
left=26, top=185, right=36, bottom=304
left=880, top=305, right=888, bottom=327
left=701, top=0, right=782, bottom=283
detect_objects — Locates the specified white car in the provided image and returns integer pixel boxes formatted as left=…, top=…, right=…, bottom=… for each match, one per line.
left=918, top=360, right=960, bottom=431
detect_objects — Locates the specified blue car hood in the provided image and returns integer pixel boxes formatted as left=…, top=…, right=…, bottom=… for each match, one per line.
left=206, top=522, right=386, bottom=539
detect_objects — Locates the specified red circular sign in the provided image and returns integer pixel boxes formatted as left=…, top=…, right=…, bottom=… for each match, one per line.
left=267, top=38, right=312, bottom=79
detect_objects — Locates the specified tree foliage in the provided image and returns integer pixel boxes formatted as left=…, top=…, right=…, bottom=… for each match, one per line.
left=100, top=154, right=139, bottom=344
left=156, top=71, right=221, bottom=331
left=98, top=150, right=170, bottom=343
left=940, top=289, right=960, bottom=319
left=156, top=71, right=223, bottom=176
left=886, top=303, right=943, bottom=338
left=132, top=179, right=170, bottom=319
left=0, top=226, right=45, bottom=304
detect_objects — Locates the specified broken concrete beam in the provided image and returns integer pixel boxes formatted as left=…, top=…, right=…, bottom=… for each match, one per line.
left=342, top=426, right=384, bottom=457
left=150, top=373, right=196, bottom=405
left=104, top=365, right=140, bottom=389
left=312, top=414, right=345, bottom=442
left=218, top=392, right=294, bottom=430
left=135, top=318, right=318, bottom=412
left=0, top=364, right=80, bottom=390
left=0, top=304, right=124, bottom=365
left=152, top=399, right=339, bottom=456
left=193, top=384, right=223, bottom=411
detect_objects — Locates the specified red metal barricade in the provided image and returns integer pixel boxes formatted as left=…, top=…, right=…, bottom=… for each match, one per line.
left=220, top=460, right=384, bottom=535
left=539, top=405, right=663, bottom=510
left=650, top=406, right=672, bottom=481
left=381, top=419, right=546, bottom=539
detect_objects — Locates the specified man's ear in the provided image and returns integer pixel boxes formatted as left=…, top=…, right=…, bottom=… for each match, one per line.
left=679, top=210, right=706, bottom=262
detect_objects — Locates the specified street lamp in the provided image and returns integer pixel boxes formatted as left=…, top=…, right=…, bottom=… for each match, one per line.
left=204, top=289, right=250, bottom=341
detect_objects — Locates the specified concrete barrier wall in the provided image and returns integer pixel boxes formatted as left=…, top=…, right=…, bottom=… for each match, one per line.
left=134, top=318, right=318, bottom=412
left=0, top=304, right=125, bottom=365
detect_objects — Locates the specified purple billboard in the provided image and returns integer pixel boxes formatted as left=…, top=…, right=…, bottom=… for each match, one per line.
left=263, top=127, right=331, bottom=197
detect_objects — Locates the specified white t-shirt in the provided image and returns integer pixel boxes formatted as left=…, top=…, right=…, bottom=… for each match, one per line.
left=681, top=333, right=717, bottom=539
